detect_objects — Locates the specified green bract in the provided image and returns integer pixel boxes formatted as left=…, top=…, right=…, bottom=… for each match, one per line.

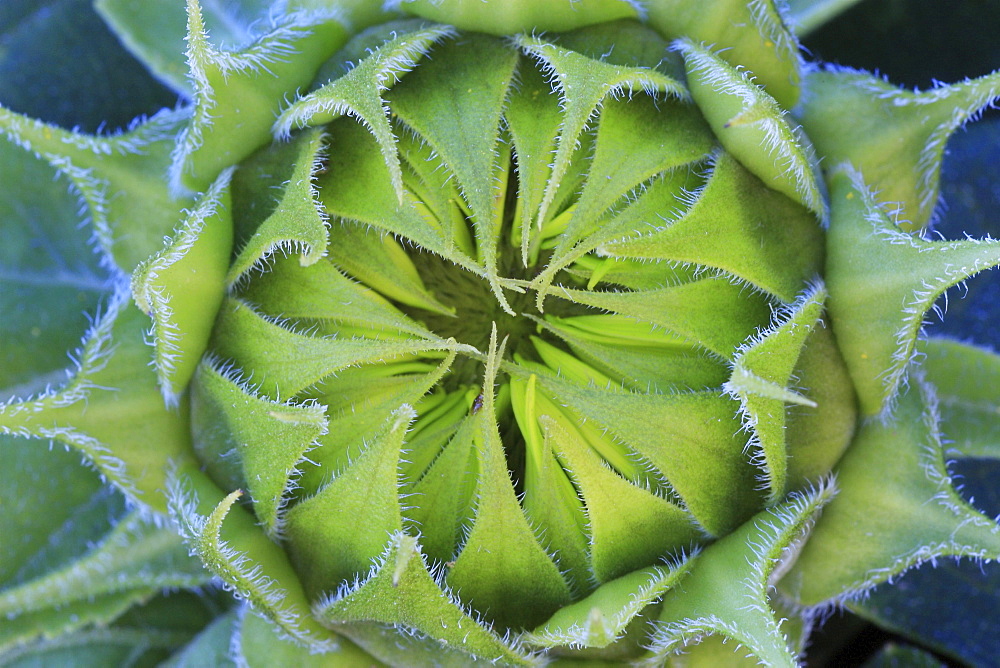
left=2, top=0, right=999, bottom=665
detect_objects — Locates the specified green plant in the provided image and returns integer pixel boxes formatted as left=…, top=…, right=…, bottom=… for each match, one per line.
left=1, top=0, right=998, bottom=664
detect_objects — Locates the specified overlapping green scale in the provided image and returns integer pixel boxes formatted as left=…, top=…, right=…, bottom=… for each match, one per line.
left=444, top=338, right=575, bottom=631
left=404, top=411, right=479, bottom=563
left=314, top=534, right=542, bottom=666
left=208, top=297, right=463, bottom=399
left=234, top=608, right=378, bottom=668
left=296, top=358, right=456, bottom=493
left=285, top=406, right=415, bottom=595
left=227, top=127, right=331, bottom=287
left=535, top=314, right=730, bottom=392
left=171, top=0, right=353, bottom=194
left=191, top=360, right=328, bottom=537
left=780, top=377, right=1000, bottom=607
left=530, top=93, right=715, bottom=296
left=600, top=150, right=824, bottom=302
left=555, top=276, right=773, bottom=359
left=274, top=24, right=454, bottom=201
left=387, top=36, right=518, bottom=284
left=645, top=0, right=803, bottom=109
left=646, top=481, right=836, bottom=666
left=799, top=67, right=1000, bottom=231
left=319, top=119, right=477, bottom=268
left=673, top=38, right=827, bottom=222
left=132, top=168, right=234, bottom=404
left=782, top=323, right=857, bottom=490
left=724, top=283, right=828, bottom=502
left=166, top=472, right=342, bottom=652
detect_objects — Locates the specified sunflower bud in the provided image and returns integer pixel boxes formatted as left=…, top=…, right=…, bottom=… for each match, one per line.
left=2, top=1, right=999, bottom=665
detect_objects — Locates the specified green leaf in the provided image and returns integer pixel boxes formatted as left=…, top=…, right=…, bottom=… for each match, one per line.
left=556, top=90, right=712, bottom=257
left=167, top=471, right=340, bottom=653
left=0, top=512, right=209, bottom=653
left=779, top=377, right=1000, bottom=606
left=511, top=344, right=702, bottom=585
left=850, top=558, right=1000, bottom=668
left=240, top=252, right=440, bottom=342
left=12, top=591, right=226, bottom=668
left=860, top=642, right=946, bottom=668
left=0, top=138, right=109, bottom=394
left=546, top=16, right=682, bottom=70
left=825, top=166, right=1000, bottom=416
left=94, top=0, right=273, bottom=96
left=504, top=20, right=677, bottom=272
left=0, top=595, right=158, bottom=662
left=395, top=125, right=476, bottom=260
left=0, top=292, right=198, bottom=511
left=0, top=625, right=195, bottom=668
left=919, top=337, right=1000, bottom=460
left=798, top=68, right=1000, bottom=231
left=673, top=38, right=826, bottom=221
left=0, top=438, right=114, bottom=588
left=0, top=0, right=177, bottom=131
left=325, top=220, right=454, bottom=317
left=645, top=481, right=836, bottom=667
left=782, top=322, right=858, bottom=492
left=334, top=622, right=500, bottom=667
left=506, top=59, right=565, bottom=266
left=784, top=0, right=867, bottom=36
left=235, top=608, right=379, bottom=667
left=542, top=167, right=699, bottom=289
left=0, top=511, right=206, bottom=615
left=161, top=609, right=239, bottom=668
left=510, top=374, right=592, bottom=589
left=0, top=105, right=194, bottom=271
left=567, top=252, right=697, bottom=292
